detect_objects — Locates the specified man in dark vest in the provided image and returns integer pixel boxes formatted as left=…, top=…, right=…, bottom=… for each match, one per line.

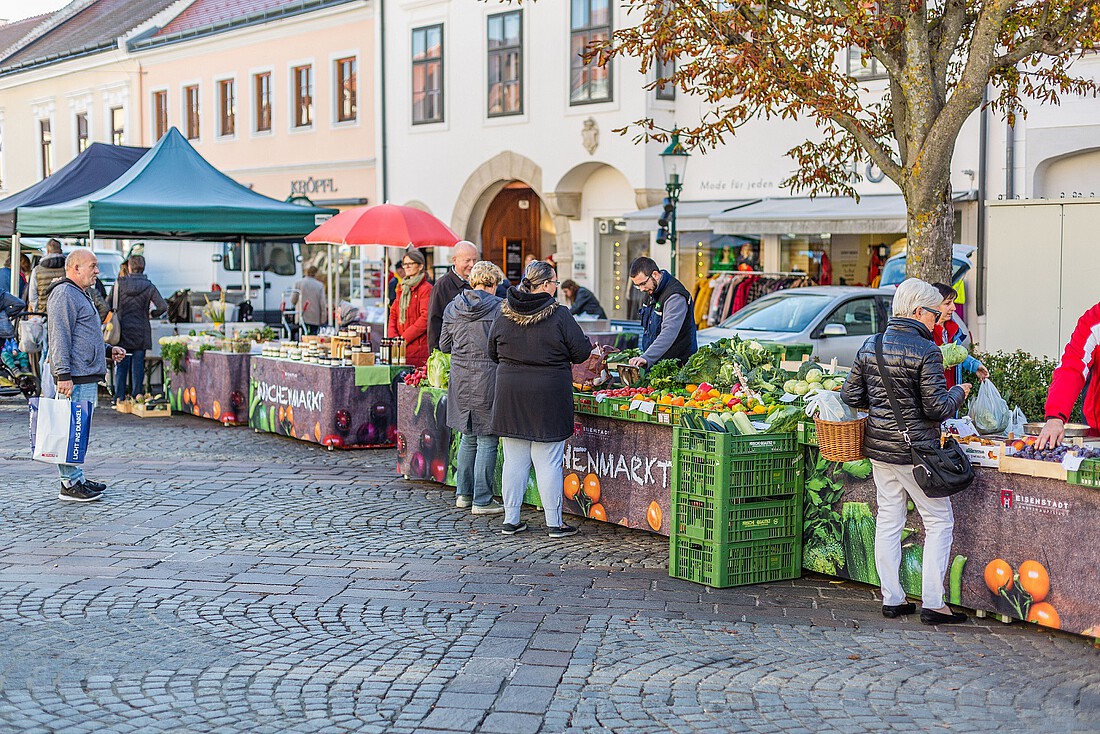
left=628, top=256, right=697, bottom=367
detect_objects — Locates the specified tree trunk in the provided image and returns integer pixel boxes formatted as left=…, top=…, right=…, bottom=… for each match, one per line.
left=903, top=179, right=955, bottom=285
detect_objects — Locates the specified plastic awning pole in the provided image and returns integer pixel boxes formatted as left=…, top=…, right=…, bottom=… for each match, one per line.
left=10, top=233, right=20, bottom=295
left=327, top=244, right=335, bottom=327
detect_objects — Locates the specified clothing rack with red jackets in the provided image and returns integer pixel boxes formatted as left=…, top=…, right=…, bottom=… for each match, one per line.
left=692, top=271, right=815, bottom=328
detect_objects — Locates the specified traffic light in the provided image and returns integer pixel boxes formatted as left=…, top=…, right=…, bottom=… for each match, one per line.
left=658, top=197, right=674, bottom=228
left=656, top=227, right=668, bottom=244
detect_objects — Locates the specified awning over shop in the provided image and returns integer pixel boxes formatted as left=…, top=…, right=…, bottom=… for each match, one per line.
left=710, top=194, right=908, bottom=235
left=0, top=142, right=147, bottom=236
left=15, top=128, right=336, bottom=239
left=622, top=199, right=759, bottom=233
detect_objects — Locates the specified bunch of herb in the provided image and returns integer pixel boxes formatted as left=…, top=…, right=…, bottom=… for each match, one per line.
left=646, top=359, right=684, bottom=391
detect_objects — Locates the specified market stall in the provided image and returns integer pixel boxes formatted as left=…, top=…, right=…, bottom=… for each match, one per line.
left=249, top=353, right=405, bottom=449
left=164, top=350, right=251, bottom=425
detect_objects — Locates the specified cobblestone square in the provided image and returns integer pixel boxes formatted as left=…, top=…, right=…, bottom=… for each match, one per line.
left=1, top=401, right=1098, bottom=733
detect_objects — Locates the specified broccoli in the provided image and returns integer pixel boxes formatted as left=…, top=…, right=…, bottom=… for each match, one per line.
left=803, top=537, right=846, bottom=576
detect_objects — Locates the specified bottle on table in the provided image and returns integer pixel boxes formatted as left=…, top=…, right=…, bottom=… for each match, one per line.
left=365, top=325, right=373, bottom=352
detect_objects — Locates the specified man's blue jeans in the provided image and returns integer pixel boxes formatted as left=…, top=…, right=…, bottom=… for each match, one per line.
left=456, top=432, right=498, bottom=507
left=58, top=381, right=98, bottom=485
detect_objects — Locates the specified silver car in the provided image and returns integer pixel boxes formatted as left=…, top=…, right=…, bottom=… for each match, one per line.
left=696, top=286, right=894, bottom=366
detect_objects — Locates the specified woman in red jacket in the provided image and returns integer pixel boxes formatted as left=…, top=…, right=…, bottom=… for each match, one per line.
left=1037, top=301, right=1100, bottom=447
left=388, top=246, right=433, bottom=368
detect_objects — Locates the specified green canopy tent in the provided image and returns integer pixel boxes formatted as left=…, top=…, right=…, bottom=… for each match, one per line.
left=16, top=128, right=337, bottom=306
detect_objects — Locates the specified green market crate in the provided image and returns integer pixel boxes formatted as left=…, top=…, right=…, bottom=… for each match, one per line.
left=1068, top=459, right=1100, bottom=488
left=601, top=398, right=675, bottom=425
left=674, top=425, right=797, bottom=456
left=669, top=536, right=802, bottom=588
left=573, top=394, right=600, bottom=415
left=797, top=421, right=818, bottom=446
left=672, top=494, right=802, bottom=545
left=673, top=450, right=802, bottom=502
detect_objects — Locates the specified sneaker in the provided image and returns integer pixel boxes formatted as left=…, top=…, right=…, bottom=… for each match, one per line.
left=471, top=501, right=505, bottom=515
left=59, top=482, right=103, bottom=502
left=547, top=524, right=578, bottom=538
left=501, top=521, right=528, bottom=535
left=82, top=479, right=107, bottom=494
left=455, top=495, right=472, bottom=508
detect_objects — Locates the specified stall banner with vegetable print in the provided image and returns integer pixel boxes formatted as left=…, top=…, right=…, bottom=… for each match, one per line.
left=248, top=356, right=396, bottom=448
left=168, top=350, right=250, bottom=425
left=801, top=443, right=1100, bottom=638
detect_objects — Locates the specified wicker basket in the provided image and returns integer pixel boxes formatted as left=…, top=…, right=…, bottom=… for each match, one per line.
left=814, top=416, right=866, bottom=462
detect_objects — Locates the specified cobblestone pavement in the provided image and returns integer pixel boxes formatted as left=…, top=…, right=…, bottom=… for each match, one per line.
left=1, top=398, right=1098, bottom=733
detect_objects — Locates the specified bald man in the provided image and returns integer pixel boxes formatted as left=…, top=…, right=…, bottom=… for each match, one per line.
left=427, top=240, right=479, bottom=352
left=46, top=250, right=125, bottom=502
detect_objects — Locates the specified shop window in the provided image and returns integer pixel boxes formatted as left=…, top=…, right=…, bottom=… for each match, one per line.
left=254, top=72, right=272, bottom=132
left=218, top=79, right=236, bottom=137
left=781, top=234, right=830, bottom=280
left=412, top=24, right=444, bottom=123
left=820, top=297, right=879, bottom=336
left=110, top=106, right=124, bottom=145
left=75, top=112, right=89, bottom=153
left=152, top=91, right=168, bottom=140
left=39, top=119, right=52, bottom=178
left=335, top=57, right=357, bottom=123
left=569, top=0, right=611, bottom=104
left=185, top=85, right=200, bottom=140
left=488, top=11, right=522, bottom=116
left=293, top=65, right=313, bottom=128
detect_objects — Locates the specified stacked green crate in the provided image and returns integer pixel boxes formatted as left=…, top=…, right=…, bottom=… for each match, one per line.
left=669, top=426, right=805, bottom=587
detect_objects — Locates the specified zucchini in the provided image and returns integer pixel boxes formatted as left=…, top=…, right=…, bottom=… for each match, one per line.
left=731, top=411, right=757, bottom=436
left=705, top=418, right=726, bottom=432
left=948, top=555, right=967, bottom=605
left=899, top=543, right=923, bottom=598
left=841, top=502, right=880, bottom=586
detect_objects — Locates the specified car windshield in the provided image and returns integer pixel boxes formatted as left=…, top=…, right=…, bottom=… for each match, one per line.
left=880, top=255, right=969, bottom=286
left=96, top=255, right=121, bottom=281
left=717, top=293, right=835, bottom=333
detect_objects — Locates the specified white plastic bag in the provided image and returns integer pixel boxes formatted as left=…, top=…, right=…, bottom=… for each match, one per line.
left=969, top=379, right=1010, bottom=434
left=1006, top=406, right=1027, bottom=437
left=804, top=390, right=858, bottom=422
left=18, top=316, right=44, bottom=354
left=29, top=396, right=93, bottom=465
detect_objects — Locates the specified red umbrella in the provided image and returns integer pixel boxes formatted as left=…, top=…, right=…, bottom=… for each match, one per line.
left=305, top=203, right=460, bottom=247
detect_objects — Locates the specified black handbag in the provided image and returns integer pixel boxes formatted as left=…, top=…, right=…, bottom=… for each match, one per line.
left=874, top=334, right=974, bottom=498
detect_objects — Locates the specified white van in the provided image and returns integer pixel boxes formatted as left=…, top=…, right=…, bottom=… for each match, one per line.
left=133, top=239, right=303, bottom=324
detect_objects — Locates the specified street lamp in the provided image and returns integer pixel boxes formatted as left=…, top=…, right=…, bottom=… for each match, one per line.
left=658, top=129, right=690, bottom=277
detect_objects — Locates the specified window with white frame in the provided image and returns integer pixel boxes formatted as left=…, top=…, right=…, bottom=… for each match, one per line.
left=487, top=11, right=522, bottom=117
left=293, top=65, right=313, bottom=128
left=569, top=0, right=612, bottom=104
left=76, top=112, right=90, bottom=152
left=656, top=54, right=675, bottom=100
left=847, top=47, right=887, bottom=79
left=335, top=57, right=357, bottom=123
left=185, top=85, right=200, bottom=139
left=218, top=79, right=236, bottom=137
left=254, top=72, right=272, bottom=132
left=411, top=24, right=443, bottom=124
left=152, top=91, right=168, bottom=140
left=39, top=119, right=53, bottom=178
left=110, top=106, right=124, bottom=145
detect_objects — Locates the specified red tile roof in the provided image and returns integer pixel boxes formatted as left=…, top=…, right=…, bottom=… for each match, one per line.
left=154, top=0, right=305, bottom=37
left=0, top=13, right=54, bottom=57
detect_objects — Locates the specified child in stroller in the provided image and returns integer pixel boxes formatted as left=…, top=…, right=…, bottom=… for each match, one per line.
left=0, top=292, right=41, bottom=398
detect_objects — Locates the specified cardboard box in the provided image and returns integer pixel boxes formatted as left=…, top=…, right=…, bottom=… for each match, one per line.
left=959, top=440, right=1003, bottom=468
left=351, top=352, right=375, bottom=366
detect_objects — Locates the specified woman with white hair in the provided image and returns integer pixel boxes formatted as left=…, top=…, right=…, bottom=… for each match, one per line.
left=841, top=278, right=972, bottom=625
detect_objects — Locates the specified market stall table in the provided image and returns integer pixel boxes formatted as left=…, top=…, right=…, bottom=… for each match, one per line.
left=167, top=349, right=251, bottom=425
left=249, top=356, right=406, bottom=448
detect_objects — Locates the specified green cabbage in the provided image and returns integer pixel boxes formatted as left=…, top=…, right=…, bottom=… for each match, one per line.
left=427, top=350, right=450, bottom=389
left=940, top=343, right=968, bottom=368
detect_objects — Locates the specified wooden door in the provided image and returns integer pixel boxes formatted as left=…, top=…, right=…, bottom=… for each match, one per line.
left=481, top=185, right=541, bottom=281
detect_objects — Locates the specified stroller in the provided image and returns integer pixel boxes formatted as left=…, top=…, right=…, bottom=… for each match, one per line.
left=0, top=308, right=42, bottom=400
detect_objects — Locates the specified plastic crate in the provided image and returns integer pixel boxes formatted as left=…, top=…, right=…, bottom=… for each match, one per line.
left=573, top=394, right=600, bottom=415
left=674, top=425, right=797, bottom=456
left=669, top=536, right=802, bottom=588
left=674, top=450, right=802, bottom=501
left=797, top=421, right=818, bottom=446
left=1068, top=459, right=1100, bottom=488
left=672, top=494, right=802, bottom=545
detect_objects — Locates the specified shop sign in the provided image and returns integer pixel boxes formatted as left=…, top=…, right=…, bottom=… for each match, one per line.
left=290, top=176, right=338, bottom=195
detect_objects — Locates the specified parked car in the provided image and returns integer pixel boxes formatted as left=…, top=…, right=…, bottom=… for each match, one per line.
left=696, top=286, right=894, bottom=366
left=879, top=244, right=975, bottom=287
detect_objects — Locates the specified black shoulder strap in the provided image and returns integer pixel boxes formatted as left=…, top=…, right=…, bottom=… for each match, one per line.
left=874, top=333, right=912, bottom=446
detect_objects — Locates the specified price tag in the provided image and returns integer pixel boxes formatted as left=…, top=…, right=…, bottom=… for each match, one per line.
left=629, top=399, right=642, bottom=411
left=780, top=393, right=799, bottom=403
left=751, top=421, right=769, bottom=431
left=595, top=394, right=605, bottom=403
left=638, top=401, right=656, bottom=415
left=1063, top=453, right=1086, bottom=471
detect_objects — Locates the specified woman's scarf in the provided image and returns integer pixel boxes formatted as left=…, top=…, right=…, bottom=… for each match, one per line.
left=398, top=271, right=425, bottom=325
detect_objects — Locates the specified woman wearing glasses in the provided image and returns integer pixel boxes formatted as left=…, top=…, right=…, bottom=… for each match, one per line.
left=388, top=246, right=433, bottom=368
left=488, top=261, right=592, bottom=538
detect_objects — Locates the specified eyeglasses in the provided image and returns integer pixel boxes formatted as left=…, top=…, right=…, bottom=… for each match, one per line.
left=401, top=261, right=419, bottom=268
left=549, top=280, right=560, bottom=285
left=922, top=306, right=943, bottom=321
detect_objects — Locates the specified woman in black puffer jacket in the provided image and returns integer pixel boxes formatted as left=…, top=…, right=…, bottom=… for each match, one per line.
left=489, top=261, right=592, bottom=538
left=842, top=278, right=971, bottom=626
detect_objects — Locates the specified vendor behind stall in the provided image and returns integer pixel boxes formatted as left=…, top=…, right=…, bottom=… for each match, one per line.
left=1037, top=301, right=1100, bottom=448
left=627, top=257, right=697, bottom=368
left=560, top=280, right=606, bottom=319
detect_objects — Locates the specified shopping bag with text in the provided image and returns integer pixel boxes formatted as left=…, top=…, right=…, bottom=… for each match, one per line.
left=29, top=397, right=93, bottom=465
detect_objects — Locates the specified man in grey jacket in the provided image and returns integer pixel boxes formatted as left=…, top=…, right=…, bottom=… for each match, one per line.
left=47, top=250, right=125, bottom=502
left=291, top=266, right=327, bottom=335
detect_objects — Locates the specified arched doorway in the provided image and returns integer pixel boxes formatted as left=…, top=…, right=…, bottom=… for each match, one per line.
left=481, top=182, right=547, bottom=282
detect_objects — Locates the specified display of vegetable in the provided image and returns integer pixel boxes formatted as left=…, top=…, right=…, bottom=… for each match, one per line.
left=606, top=348, right=641, bottom=364
left=677, top=337, right=771, bottom=389
left=646, top=359, right=683, bottom=391
left=426, top=350, right=450, bottom=389
left=899, top=543, right=924, bottom=597
left=841, top=501, right=880, bottom=586
left=940, top=343, right=969, bottom=367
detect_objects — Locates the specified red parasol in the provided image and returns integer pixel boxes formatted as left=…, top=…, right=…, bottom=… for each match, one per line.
left=305, top=203, right=460, bottom=247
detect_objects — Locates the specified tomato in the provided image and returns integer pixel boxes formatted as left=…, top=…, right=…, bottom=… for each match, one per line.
left=582, top=473, right=601, bottom=503
left=589, top=503, right=607, bottom=521
left=564, top=473, right=581, bottom=500
left=984, top=558, right=1014, bottom=594
left=646, top=501, right=662, bottom=532
left=430, top=457, right=447, bottom=483
left=1027, top=602, right=1060, bottom=629
left=1018, top=560, right=1050, bottom=602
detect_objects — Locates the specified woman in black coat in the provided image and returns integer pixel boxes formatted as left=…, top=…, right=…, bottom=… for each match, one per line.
left=108, top=255, right=167, bottom=401
left=489, top=261, right=592, bottom=538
